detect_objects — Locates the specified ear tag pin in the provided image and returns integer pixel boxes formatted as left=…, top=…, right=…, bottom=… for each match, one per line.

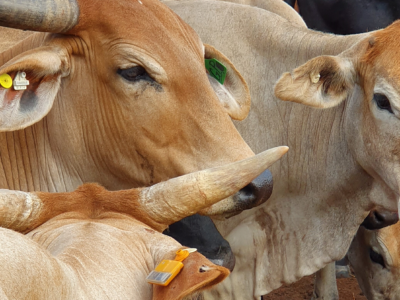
left=205, top=58, right=227, bottom=85
left=13, top=71, right=29, bottom=90
left=146, top=248, right=197, bottom=286
left=0, top=74, right=12, bottom=89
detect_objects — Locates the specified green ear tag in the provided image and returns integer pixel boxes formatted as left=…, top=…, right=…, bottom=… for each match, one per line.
left=205, top=58, right=227, bottom=85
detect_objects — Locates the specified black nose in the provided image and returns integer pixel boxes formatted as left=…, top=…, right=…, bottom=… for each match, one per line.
left=232, top=169, right=273, bottom=212
left=361, top=209, right=399, bottom=230
left=163, top=214, right=236, bottom=272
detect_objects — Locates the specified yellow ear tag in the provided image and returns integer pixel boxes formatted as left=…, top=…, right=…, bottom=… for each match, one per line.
left=146, top=248, right=197, bottom=286
left=0, top=74, right=12, bottom=89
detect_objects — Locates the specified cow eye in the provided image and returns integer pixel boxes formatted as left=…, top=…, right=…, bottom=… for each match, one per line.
left=369, top=248, right=386, bottom=268
left=374, top=93, right=393, bottom=114
left=117, top=66, right=153, bottom=82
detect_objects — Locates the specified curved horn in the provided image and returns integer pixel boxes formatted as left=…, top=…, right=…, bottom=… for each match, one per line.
left=0, top=0, right=79, bottom=33
left=139, top=146, right=289, bottom=225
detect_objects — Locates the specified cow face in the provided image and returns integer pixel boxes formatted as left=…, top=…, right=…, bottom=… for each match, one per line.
left=0, top=0, right=286, bottom=216
left=274, top=21, right=400, bottom=215
left=348, top=225, right=400, bottom=300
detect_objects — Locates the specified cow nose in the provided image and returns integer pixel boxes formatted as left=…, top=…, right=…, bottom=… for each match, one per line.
left=361, top=209, right=399, bottom=230
left=232, top=169, right=273, bottom=212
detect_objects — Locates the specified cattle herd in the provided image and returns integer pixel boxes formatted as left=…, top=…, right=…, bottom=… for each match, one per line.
left=1, top=0, right=400, bottom=299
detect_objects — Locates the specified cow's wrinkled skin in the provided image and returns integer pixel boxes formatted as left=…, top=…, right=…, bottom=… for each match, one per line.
left=167, top=1, right=400, bottom=299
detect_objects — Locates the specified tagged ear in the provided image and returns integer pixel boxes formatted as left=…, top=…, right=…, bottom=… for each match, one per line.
left=0, top=46, right=68, bottom=131
left=204, top=44, right=250, bottom=120
left=153, top=251, right=229, bottom=300
left=274, top=55, right=356, bottom=108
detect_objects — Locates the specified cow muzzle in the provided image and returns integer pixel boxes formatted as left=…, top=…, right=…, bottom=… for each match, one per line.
left=361, top=209, right=399, bottom=230
left=199, top=169, right=273, bottom=217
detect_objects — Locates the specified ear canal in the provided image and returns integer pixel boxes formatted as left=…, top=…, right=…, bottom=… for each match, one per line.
left=204, top=44, right=251, bottom=120
left=139, top=146, right=288, bottom=225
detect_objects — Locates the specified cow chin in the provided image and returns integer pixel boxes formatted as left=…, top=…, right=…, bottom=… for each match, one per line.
left=199, top=169, right=273, bottom=218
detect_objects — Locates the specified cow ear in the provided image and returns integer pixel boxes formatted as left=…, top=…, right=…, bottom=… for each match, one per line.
left=0, top=46, right=68, bottom=131
left=152, top=251, right=230, bottom=300
left=274, top=55, right=356, bottom=108
left=204, top=44, right=251, bottom=121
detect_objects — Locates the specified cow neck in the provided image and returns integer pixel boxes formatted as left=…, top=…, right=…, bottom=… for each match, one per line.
left=200, top=10, right=375, bottom=298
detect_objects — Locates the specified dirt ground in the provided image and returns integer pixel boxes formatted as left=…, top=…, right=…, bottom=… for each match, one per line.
left=263, top=275, right=367, bottom=300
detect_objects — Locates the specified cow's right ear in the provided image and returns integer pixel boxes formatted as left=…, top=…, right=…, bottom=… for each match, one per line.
left=152, top=251, right=229, bottom=300
left=204, top=44, right=251, bottom=121
left=0, top=46, right=68, bottom=131
left=274, top=55, right=356, bottom=108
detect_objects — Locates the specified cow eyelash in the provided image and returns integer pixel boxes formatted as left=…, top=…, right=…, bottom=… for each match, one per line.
left=374, top=93, right=393, bottom=114
left=117, top=66, right=154, bottom=83
left=369, top=248, right=386, bottom=269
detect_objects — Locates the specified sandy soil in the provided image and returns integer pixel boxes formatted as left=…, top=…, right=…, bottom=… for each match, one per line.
left=263, top=275, right=367, bottom=300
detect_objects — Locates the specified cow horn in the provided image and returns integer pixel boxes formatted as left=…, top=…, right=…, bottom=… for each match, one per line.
left=0, top=0, right=79, bottom=33
left=139, top=146, right=289, bottom=225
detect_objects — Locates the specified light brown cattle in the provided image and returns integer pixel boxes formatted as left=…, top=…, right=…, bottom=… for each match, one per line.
left=0, top=147, right=285, bottom=300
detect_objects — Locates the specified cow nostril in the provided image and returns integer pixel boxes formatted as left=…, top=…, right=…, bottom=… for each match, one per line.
left=234, top=169, right=273, bottom=211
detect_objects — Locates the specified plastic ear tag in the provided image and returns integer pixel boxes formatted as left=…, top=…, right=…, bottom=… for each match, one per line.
left=146, top=248, right=197, bottom=286
left=13, top=71, right=29, bottom=91
left=0, top=74, right=12, bottom=89
left=205, top=58, right=227, bottom=85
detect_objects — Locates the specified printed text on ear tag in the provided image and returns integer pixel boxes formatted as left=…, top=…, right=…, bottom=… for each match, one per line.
left=205, top=58, right=227, bottom=85
left=146, top=248, right=197, bottom=286
left=0, top=74, right=12, bottom=89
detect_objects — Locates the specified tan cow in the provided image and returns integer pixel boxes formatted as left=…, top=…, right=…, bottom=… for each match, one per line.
left=167, top=1, right=400, bottom=299
left=0, top=0, right=279, bottom=217
left=347, top=221, right=400, bottom=300
left=0, top=148, right=285, bottom=300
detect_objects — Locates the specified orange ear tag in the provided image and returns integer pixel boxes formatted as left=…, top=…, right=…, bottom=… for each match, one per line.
left=0, top=74, right=12, bottom=89
left=146, top=248, right=197, bottom=286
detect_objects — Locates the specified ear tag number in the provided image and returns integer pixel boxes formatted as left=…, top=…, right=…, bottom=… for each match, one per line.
left=13, top=71, right=29, bottom=91
left=0, top=74, right=12, bottom=89
left=146, top=248, right=197, bottom=286
left=205, top=58, right=227, bottom=85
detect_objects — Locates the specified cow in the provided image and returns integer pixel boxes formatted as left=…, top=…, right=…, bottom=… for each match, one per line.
left=0, top=148, right=284, bottom=300
left=0, top=0, right=287, bottom=271
left=347, top=220, right=400, bottom=300
left=284, top=0, right=400, bottom=35
left=166, top=1, right=400, bottom=299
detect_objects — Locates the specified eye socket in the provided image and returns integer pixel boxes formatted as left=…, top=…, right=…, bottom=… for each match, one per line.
left=374, top=93, right=393, bottom=114
left=117, top=66, right=153, bottom=82
left=369, top=247, right=386, bottom=268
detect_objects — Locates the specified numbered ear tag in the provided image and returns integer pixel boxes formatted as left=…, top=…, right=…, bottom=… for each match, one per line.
left=0, top=74, right=12, bottom=89
left=13, top=71, right=29, bottom=90
left=205, top=58, right=227, bottom=85
left=146, top=248, right=197, bottom=286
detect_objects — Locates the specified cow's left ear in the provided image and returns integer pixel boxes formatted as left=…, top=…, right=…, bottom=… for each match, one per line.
left=204, top=44, right=250, bottom=121
left=0, top=46, right=68, bottom=131
left=152, top=251, right=229, bottom=300
left=274, top=55, right=356, bottom=108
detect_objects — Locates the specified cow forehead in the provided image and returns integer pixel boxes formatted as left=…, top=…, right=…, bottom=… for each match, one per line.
left=71, top=0, right=203, bottom=61
left=363, top=21, right=400, bottom=84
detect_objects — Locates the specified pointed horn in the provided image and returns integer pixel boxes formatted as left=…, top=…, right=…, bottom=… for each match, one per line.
left=139, top=146, right=289, bottom=225
left=0, top=0, right=79, bottom=33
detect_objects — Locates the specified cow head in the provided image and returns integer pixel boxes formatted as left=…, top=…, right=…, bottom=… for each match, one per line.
left=348, top=224, right=400, bottom=300
left=0, top=0, right=288, bottom=215
left=274, top=20, right=400, bottom=216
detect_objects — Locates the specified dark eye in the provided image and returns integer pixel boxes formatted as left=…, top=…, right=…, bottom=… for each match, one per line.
left=117, top=66, right=153, bottom=82
left=374, top=93, right=393, bottom=114
left=369, top=247, right=386, bottom=268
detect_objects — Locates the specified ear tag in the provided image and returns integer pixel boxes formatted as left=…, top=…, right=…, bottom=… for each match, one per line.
left=13, top=71, right=29, bottom=91
left=310, top=73, right=320, bottom=84
left=205, top=58, right=227, bottom=85
left=0, top=74, right=12, bottom=89
left=146, top=248, right=197, bottom=286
